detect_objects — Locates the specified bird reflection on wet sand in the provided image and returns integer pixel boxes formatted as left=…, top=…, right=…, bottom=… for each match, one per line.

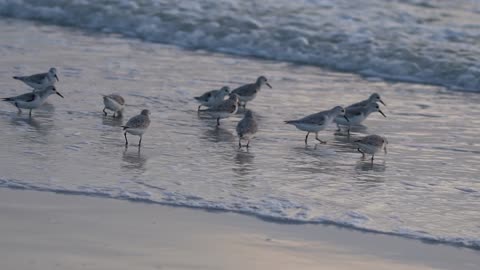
left=122, top=148, right=147, bottom=171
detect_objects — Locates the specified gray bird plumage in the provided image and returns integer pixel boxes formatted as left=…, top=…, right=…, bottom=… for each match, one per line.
left=13, top=67, right=59, bottom=90
left=285, top=106, right=348, bottom=144
left=346, top=93, right=386, bottom=110
left=102, top=94, right=125, bottom=117
left=204, top=94, right=239, bottom=126
left=122, top=109, right=151, bottom=147
left=230, top=76, right=271, bottom=108
left=236, top=110, right=258, bottom=148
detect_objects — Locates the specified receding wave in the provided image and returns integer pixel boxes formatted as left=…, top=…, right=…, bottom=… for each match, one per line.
left=1, top=0, right=480, bottom=91
left=1, top=178, right=479, bottom=250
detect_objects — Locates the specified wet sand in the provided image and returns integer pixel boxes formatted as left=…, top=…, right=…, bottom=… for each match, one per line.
left=1, top=189, right=479, bottom=270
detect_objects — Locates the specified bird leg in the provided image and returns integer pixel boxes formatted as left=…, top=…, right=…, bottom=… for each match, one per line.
left=371, top=155, right=375, bottom=162
left=315, top=133, right=326, bottom=144
left=197, top=105, right=202, bottom=111
left=304, top=132, right=310, bottom=145
left=246, top=140, right=250, bottom=148
left=14, top=102, right=22, bottom=114
left=216, top=118, right=220, bottom=126
left=103, top=108, right=107, bottom=116
left=238, top=138, right=242, bottom=148
left=357, top=148, right=365, bottom=158
left=138, top=136, right=142, bottom=147
left=29, top=109, right=32, bottom=117
left=124, top=132, right=128, bottom=147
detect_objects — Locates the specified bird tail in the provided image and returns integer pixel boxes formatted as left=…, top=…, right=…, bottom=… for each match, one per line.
left=194, top=96, right=202, bottom=101
left=12, top=76, right=21, bottom=80
left=121, top=126, right=129, bottom=130
left=284, top=120, right=296, bottom=124
left=2, top=97, right=12, bottom=101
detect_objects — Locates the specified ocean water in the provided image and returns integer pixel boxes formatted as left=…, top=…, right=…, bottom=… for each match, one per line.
left=1, top=0, right=480, bottom=91
left=0, top=2, right=479, bottom=251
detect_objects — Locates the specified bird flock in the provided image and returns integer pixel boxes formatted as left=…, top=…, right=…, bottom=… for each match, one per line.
left=2, top=68, right=388, bottom=163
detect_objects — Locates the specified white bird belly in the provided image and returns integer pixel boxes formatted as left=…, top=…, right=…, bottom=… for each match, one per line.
left=292, top=122, right=326, bottom=132
left=125, top=128, right=146, bottom=136
left=104, top=98, right=123, bottom=112
left=336, top=114, right=365, bottom=126
left=15, top=97, right=44, bottom=109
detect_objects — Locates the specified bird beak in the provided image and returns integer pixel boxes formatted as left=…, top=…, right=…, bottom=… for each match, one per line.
left=266, top=82, right=272, bottom=89
left=344, top=115, right=349, bottom=122
left=56, top=91, right=64, bottom=98
left=55, top=74, right=59, bottom=82
left=379, top=109, right=386, bottom=117
left=379, top=99, right=386, bottom=106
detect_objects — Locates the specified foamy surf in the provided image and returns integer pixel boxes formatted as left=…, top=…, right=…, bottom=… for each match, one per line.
left=1, top=0, right=480, bottom=91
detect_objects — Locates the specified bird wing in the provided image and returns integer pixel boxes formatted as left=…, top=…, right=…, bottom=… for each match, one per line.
left=358, top=135, right=385, bottom=147
left=298, top=112, right=327, bottom=125
left=346, top=99, right=368, bottom=110
left=345, top=106, right=364, bottom=117
left=3, top=92, right=36, bottom=102
left=110, top=94, right=125, bottom=105
left=125, top=115, right=149, bottom=129
left=205, top=100, right=236, bottom=113
left=236, top=118, right=258, bottom=136
left=231, top=83, right=257, bottom=96
left=24, top=72, right=48, bottom=83
left=195, top=89, right=217, bottom=102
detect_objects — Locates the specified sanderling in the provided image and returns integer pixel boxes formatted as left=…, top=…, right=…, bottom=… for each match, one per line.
left=2, top=86, right=64, bottom=116
left=122, top=109, right=151, bottom=147
left=231, top=76, right=271, bottom=108
left=204, top=94, right=239, bottom=126
left=335, top=102, right=386, bottom=134
left=346, top=93, right=386, bottom=110
left=356, top=134, right=388, bottom=162
left=194, top=86, right=230, bottom=111
left=285, top=106, right=349, bottom=144
left=236, top=110, right=258, bottom=148
left=102, top=94, right=125, bottom=117
left=13, top=67, right=59, bottom=90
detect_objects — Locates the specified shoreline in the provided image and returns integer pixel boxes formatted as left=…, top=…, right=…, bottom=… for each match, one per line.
left=1, top=188, right=479, bottom=270
left=3, top=183, right=478, bottom=252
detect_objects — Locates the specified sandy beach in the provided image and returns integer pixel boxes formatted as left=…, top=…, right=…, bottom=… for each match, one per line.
left=1, top=189, right=479, bottom=270
left=1, top=3, right=480, bottom=268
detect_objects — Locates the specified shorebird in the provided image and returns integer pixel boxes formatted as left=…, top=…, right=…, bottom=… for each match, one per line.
left=102, top=94, right=125, bottom=117
left=236, top=110, right=258, bottom=148
left=356, top=135, right=388, bottom=162
left=285, top=106, right=349, bottom=144
left=122, top=109, right=151, bottom=147
left=204, top=94, right=239, bottom=126
left=13, top=67, right=59, bottom=90
left=346, top=93, right=386, bottom=110
left=2, top=86, right=64, bottom=116
left=194, top=86, right=230, bottom=111
left=231, top=76, right=271, bottom=108
left=335, top=102, right=386, bottom=134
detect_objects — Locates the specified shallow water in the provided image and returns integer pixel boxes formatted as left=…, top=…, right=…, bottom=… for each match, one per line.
left=0, top=20, right=479, bottom=249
